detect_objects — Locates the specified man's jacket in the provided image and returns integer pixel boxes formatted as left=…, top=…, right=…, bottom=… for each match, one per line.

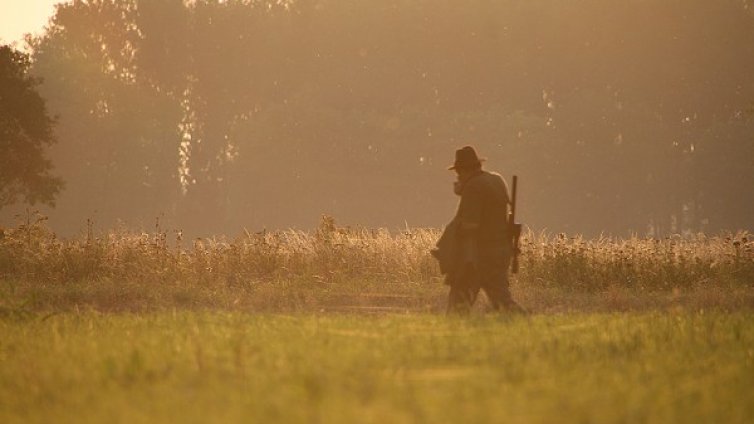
left=431, top=218, right=459, bottom=276
left=431, top=170, right=511, bottom=280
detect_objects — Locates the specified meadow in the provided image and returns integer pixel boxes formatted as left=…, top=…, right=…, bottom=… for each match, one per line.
left=1, top=312, right=752, bottom=423
left=1, top=213, right=752, bottom=313
left=1, top=213, right=753, bottom=423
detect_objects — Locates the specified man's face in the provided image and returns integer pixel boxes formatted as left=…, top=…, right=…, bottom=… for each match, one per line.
left=455, top=167, right=472, bottom=181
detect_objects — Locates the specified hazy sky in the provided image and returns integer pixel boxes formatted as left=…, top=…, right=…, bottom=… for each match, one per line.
left=0, top=0, right=60, bottom=45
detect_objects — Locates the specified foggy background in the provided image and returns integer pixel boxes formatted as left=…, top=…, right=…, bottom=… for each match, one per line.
left=2, top=0, right=754, bottom=237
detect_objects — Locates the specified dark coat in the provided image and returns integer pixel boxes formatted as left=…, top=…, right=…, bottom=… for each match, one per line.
left=431, top=218, right=460, bottom=276
left=431, top=170, right=512, bottom=283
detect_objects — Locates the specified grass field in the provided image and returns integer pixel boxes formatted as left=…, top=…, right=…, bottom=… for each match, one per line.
left=1, top=213, right=752, bottom=313
left=1, top=215, right=753, bottom=422
left=1, top=311, right=752, bottom=423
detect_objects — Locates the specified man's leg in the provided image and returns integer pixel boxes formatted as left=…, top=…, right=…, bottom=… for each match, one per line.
left=481, top=255, right=526, bottom=313
left=447, top=284, right=474, bottom=314
left=446, top=266, right=480, bottom=315
left=484, top=281, right=526, bottom=313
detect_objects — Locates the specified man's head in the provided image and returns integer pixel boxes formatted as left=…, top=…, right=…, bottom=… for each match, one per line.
left=448, top=145, right=485, bottom=178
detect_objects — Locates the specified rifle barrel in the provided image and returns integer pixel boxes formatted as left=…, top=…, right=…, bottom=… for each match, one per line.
left=510, top=175, right=520, bottom=274
left=511, top=175, right=518, bottom=220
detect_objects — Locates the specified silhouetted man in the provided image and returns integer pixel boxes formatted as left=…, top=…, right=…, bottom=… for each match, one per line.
left=434, top=146, right=524, bottom=314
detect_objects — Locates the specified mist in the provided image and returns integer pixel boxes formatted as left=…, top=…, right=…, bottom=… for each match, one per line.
left=3, top=0, right=754, bottom=238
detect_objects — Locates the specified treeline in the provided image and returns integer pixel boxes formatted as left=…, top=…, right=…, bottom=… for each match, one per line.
left=8, top=0, right=754, bottom=236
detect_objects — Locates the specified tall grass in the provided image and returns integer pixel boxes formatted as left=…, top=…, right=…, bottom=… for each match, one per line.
left=520, top=231, right=754, bottom=291
left=1, top=212, right=752, bottom=292
left=0, top=214, right=438, bottom=287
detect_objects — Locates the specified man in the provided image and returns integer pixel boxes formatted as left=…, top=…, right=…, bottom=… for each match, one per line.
left=433, top=146, right=525, bottom=314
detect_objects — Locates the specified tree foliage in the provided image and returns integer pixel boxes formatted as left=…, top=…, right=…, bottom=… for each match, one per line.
left=0, top=45, right=63, bottom=209
left=12, top=0, right=754, bottom=235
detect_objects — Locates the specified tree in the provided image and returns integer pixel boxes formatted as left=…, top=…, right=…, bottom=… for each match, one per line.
left=0, top=45, right=63, bottom=209
left=30, top=0, right=182, bottom=230
left=22, top=0, right=754, bottom=236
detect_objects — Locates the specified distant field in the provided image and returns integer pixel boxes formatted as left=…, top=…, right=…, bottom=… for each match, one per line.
left=1, top=311, right=752, bottom=423
left=1, top=214, right=752, bottom=313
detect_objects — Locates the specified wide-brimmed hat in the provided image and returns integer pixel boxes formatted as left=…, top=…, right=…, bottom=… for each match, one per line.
left=448, top=145, right=486, bottom=170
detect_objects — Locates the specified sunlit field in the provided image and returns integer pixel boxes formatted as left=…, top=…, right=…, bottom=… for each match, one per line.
left=3, top=0, right=754, bottom=422
left=1, top=215, right=753, bottom=422
left=1, top=214, right=752, bottom=313
left=1, top=312, right=752, bottom=423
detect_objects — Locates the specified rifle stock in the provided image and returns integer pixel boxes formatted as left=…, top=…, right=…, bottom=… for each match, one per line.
left=509, top=175, right=522, bottom=273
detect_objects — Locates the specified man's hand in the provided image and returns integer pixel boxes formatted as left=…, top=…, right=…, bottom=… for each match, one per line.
left=453, top=181, right=463, bottom=195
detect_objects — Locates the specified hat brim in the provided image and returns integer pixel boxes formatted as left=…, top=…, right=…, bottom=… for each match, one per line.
left=447, top=158, right=486, bottom=170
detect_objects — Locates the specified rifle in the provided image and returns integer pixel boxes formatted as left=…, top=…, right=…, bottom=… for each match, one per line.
left=509, top=175, right=522, bottom=273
